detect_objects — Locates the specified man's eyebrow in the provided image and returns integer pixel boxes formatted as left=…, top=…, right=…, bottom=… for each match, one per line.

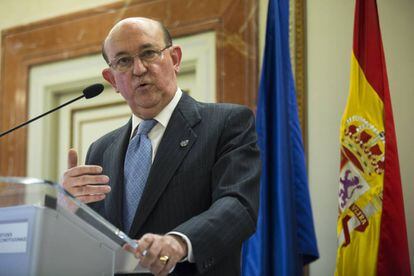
left=112, top=43, right=157, bottom=59
left=113, top=51, right=130, bottom=59
left=139, top=43, right=157, bottom=50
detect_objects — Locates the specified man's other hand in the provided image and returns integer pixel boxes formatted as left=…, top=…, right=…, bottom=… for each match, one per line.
left=126, top=233, right=188, bottom=276
left=62, top=149, right=110, bottom=203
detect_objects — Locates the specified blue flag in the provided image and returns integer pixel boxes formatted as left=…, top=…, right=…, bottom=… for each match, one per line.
left=241, top=0, right=319, bottom=275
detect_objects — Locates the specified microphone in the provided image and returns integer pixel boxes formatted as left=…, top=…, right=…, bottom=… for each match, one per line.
left=83, top=83, right=104, bottom=99
left=0, top=83, right=104, bottom=138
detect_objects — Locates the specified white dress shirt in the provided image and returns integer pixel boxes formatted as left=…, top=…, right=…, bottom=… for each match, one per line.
left=130, top=88, right=194, bottom=262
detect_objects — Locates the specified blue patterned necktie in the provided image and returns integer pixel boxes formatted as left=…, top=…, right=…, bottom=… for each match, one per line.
left=123, top=119, right=157, bottom=232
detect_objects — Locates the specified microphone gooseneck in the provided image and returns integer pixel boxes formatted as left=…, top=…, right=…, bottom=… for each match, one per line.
left=0, top=83, right=104, bottom=138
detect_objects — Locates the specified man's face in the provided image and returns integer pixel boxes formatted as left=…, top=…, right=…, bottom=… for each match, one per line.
left=102, top=19, right=181, bottom=119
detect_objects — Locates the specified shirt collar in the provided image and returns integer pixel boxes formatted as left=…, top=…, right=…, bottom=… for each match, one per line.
left=131, top=88, right=183, bottom=134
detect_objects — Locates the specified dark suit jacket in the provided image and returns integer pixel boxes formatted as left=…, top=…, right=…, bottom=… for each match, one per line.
left=86, top=93, right=260, bottom=275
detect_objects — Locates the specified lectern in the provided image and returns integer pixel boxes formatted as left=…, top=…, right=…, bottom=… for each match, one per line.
left=0, top=177, right=142, bottom=276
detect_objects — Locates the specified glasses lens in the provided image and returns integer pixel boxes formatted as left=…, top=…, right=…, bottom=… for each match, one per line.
left=111, top=45, right=171, bottom=72
left=139, top=49, right=160, bottom=64
left=115, top=56, right=134, bottom=72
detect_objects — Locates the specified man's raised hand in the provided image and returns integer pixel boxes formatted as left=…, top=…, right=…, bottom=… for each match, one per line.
left=62, top=149, right=111, bottom=203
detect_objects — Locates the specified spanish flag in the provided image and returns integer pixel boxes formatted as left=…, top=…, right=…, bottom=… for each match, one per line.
left=336, top=0, right=411, bottom=275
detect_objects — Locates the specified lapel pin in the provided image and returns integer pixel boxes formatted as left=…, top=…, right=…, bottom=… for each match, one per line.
left=180, top=139, right=189, bottom=147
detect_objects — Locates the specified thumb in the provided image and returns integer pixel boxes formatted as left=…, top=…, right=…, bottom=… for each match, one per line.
left=67, top=148, right=78, bottom=169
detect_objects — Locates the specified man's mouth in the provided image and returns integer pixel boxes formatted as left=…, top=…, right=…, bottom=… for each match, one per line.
left=135, top=83, right=150, bottom=90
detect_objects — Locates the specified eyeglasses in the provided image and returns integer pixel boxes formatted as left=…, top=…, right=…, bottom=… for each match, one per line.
left=108, top=44, right=172, bottom=72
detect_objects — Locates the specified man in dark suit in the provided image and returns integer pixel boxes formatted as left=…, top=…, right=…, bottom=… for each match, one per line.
left=62, top=17, right=260, bottom=276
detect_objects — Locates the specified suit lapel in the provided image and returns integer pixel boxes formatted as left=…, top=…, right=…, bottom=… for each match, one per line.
left=129, top=94, right=201, bottom=237
left=103, top=120, right=132, bottom=229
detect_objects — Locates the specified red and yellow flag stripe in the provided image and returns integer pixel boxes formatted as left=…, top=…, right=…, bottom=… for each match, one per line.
left=336, top=1, right=411, bottom=275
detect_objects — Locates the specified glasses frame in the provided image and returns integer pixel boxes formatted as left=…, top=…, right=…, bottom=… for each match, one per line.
left=108, top=44, right=172, bottom=72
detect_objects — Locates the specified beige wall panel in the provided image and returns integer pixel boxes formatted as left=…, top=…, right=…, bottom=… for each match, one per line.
left=70, top=103, right=131, bottom=167
left=0, top=0, right=120, bottom=30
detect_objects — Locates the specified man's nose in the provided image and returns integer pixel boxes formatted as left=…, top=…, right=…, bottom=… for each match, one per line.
left=132, top=57, right=147, bottom=76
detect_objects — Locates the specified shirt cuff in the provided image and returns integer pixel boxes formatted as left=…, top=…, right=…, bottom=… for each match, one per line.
left=167, top=231, right=195, bottom=263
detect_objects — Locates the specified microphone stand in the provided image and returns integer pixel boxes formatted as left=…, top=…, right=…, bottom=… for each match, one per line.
left=0, top=95, right=85, bottom=138
left=0, top=83, right=104, bottom=138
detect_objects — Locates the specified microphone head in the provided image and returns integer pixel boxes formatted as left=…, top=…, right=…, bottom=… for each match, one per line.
left=83, top=83, right=104, bottom=99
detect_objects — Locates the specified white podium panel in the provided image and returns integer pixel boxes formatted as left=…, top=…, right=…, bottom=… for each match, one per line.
left=0, top=177, right=141, bottom=276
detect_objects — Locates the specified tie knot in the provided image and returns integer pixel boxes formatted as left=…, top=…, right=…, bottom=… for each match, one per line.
left=137, top=119, right=157, bottom=135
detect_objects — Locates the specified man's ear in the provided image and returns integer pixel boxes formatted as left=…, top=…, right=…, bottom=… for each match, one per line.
left=170, top=46, right=182, bottom=74
left=102, top=68, right=118, bottom=92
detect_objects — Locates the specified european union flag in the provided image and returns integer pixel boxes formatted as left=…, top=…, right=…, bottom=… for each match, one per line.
left=241, top=0, right=319, bottom=275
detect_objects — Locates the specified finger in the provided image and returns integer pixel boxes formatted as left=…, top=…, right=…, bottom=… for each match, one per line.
left=70, top=184, right=111, bottom=196
left=64, top=165, right=104, bottom=177
left=69, top=175, right=110, bottom=187
left=123, top=242, right=138, bottom=253
left=67, top=149, right=78, bottom=169
left=77, top=194, right=106, bottom=203
left=135, top=234, right=154, bottom=258
left=139, top=236, right=162, bottom=269
left=63, top=175, right=109, bottom=194
left=158, top=249, right=178, bottom=274
left=158, top=256, right=176, bottom=276
left=147, top=243, right=166, bottom=274
left=157, top=235, right=184, bottom=275
left=149, top=257, right=164, bottom=275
